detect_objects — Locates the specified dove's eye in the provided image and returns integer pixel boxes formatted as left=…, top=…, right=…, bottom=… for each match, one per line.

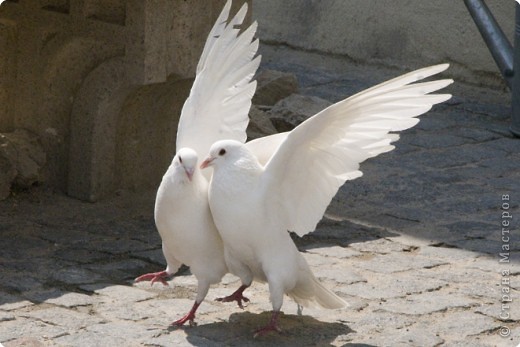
left=219, top=149, right=226, bottom=156
left=179, top=156, right=183, bottom=164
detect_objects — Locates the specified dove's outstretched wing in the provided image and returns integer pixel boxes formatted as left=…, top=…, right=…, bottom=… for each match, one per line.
left=260, top=64, right=453, bottom=236
left=176, top=0, right=260, bottom=163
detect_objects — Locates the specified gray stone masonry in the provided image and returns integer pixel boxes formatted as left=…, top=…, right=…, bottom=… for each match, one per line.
left=0, top=45, right=519, bottom=346
left=0, top=0, right=249, bottom=202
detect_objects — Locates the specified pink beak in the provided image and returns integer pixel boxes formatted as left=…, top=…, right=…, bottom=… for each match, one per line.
left=200, top=157, right=214, bottom=169
left=185, top=168, right=194, bottom=182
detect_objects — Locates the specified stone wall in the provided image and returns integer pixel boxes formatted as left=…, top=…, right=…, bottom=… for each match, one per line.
left=253, top=0, right=514, bottom=88
left=0, top=0, right=249, bottom=201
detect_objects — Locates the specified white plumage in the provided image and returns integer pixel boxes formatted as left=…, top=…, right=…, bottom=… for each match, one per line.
left=202, top=64, right=453, bottom=335
left=135, top=0, right=284, bottom=326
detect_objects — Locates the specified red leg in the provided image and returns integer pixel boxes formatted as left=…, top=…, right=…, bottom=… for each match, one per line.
left=216, top=284, right=250, bottom=309
left=171, top=301, right=201, bottom=327
left=135, top=270, right=170, bottom=286
left=253, top=311, right=282, bottom=338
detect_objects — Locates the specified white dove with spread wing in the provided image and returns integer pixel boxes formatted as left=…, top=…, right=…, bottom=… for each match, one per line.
left=202, top=64, right=453, bottom=336
left=135, top=0, right=286, bottom=326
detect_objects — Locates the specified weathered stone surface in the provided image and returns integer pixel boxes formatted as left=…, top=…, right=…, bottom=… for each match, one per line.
left=0, top=293, right=34, bottom=311
left=315, top=267, right=365, bottom=285
left=268, top=94, right=332, bottom=132
left=303, top=244, right=361, bottom=259
left=246, top=105, right=278, bottom=140
left=20, top=307, right=103, bottom=330
left=0, top=129, right=46, bottom=200
left=379, top=291, right=478, bottom=315
left=0, top=318, right=68, bottom=344
left=416, top=311, right=501, bottom=340
left=23, top=289, right=94, bottom=308
left=3, top=337, right=49, bottom=347
left=339, top=272, right=447, bottom=300
left=349, top=238, right=413, bottom=254
left=353, top=327, right=445, bottom=347
left=80, top=284, right=156, bottom=303
left=0, top=130, right=46, bottom=189
left=354, top=252, right=448, bottom=274
left=0, top=154, right=16, bottom=200
left=252, top=69, right=299, bottom=106
left=51, top=267, right=105, bottom=285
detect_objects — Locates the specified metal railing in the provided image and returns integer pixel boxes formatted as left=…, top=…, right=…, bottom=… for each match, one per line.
left=464, top=0, right=520, bottom=136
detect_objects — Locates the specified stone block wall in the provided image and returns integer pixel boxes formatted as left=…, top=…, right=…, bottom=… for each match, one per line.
left=0, top=0, right=249, bottom=201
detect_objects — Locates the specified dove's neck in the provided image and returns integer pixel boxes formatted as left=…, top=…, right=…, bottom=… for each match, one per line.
left=211, top=155, right=262, bottom=198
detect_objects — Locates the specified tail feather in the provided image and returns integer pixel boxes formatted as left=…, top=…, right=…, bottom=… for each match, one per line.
left=288, top=272, right=348, bottom=309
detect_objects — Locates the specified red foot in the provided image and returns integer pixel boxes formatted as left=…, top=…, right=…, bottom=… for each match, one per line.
left=216, top=284, right=250, bottom=309
left=135, top=270, right=170, bottom=286
left=253, top=311, right=282, bottom=338
left=171, top=301, right=200, bottom=327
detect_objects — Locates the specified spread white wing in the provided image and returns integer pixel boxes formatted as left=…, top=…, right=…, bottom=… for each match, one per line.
left=260, top=64, right=453, bottom=236
left=245, top=132, right=289, bottom=165
left=176, top=0, right=260, bottom=169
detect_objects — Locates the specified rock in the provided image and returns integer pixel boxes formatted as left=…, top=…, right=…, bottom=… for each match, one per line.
left=246, top=105, right=278, bottom=140
left=252, top=69, right=299, bottom=106
left=0, top=154, right=16, bottom=200
left=268, top=94, right=332, bottom=132
left=0, top=129, right=46, bottom=199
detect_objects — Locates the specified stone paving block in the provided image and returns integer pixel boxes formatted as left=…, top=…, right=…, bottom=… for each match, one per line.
left=302, top=252, right=339, bottom=267
left=51, top=267, right=105, bottom=285
left=353, top=252, right=448, bottom=274
left=3, top=337, right=55, bottom=347
left=80, top=284, right=156, bottom=303
left=348, top=238, right=413, bottom=254
left=414, top=264, right=499, bottom=284
left=315, top=266, right=365, bottom=286
left=94, top=300, right=153, bottom=322
left=1, top=272, right=44, bottom=292
left=476, top=301, right=520, bottom=321
left=87, top=238, right=151, bottom=255
left=20, top=306, right=103, bottom=330
left=54, top=248, right=109, bottom=264
left=468, top=255, right=520, bottom=274
left=86, top=259, right=151, bottom=280
left=345, top=310, right=415, bottom=335
left=409, top=133, right=469, bottom=148
left=453, top=239, right=511, bottom=255
left=417, top=244, right=481, bottom=261
left=349, top=327, right=445, bottom=347
left=0, top=318, right=68, bottom=344
left=53, top=330, right=142, bottom=347
left=132, top=248, right=166, bottom=266
left=378, top=291, right=478, bottom=315
left=132, top=298, right=223, bottom=326
left=23, top=289, right=95, bottom=308
left=0, top=311, right=15, bottom=322
left=338, top=272, right=447, bottom=300
left=302, top=244, right=361, bottom=259
left=0, top=293, right=34, bottom=311
left=416, top=311, right=500, bottom=340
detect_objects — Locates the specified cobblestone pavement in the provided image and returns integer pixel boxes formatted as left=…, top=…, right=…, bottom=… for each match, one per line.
left=1, top=46, right=519, bottom=346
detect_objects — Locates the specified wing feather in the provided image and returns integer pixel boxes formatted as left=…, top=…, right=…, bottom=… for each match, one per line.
left=261, top=64, right=453, bottom=236
left=176, top=0, right=259, bottom=176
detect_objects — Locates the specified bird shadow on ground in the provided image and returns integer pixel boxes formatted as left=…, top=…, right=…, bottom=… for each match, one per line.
left=293, top=216, right=398, bottom=251
left=172, top=311, right=357, bottom=347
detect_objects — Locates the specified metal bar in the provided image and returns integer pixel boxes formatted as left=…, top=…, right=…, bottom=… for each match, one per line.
left=464, top=0, right=514, bottom=88
left=510, top=5, right=520, bottom=135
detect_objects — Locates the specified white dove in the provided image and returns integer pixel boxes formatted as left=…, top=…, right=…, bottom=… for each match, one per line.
left=201, top=64, right=453, bottom=336
left=135, top=0, right=285, bottom=326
